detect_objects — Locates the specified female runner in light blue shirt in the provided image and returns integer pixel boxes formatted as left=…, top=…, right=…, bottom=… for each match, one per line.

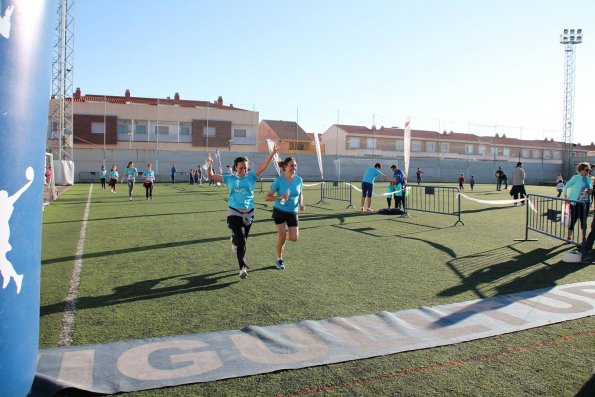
left=265, top=157, right=304, bottom=270
left=207, top=147, right=279, bottom=279
left=121, top=161, right=138, bottom=201
left=142, top=163, right=155, bottom=200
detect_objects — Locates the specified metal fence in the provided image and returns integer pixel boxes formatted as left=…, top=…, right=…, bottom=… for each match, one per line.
left=317, top=181, right=355, bottom=209
left=524, top=194, right=589, bottom=254
left=407, top=185, right=463, bottom=225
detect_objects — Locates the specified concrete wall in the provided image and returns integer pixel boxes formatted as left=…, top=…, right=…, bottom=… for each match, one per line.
left=73, top=148, right=576, bottom=185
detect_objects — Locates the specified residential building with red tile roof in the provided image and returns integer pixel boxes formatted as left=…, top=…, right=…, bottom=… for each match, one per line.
left=320, top=124, right=590, bottom=164
left=53, top=88, right=259, bottom=153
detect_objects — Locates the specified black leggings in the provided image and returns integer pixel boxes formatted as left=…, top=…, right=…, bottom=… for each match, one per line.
left=568, top=202, right=588, bottom=231
left=227, top=215, right=253, bottom=270
left=100, top=178, right=106, bottom=189
left=144, top=182, right=153, bottom=198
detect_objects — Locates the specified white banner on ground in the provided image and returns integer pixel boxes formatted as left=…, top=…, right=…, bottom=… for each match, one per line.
left=34, top=281, right=595, bottom=395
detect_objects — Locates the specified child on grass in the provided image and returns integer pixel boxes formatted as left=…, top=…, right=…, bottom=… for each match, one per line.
left=386, top=181, right=396, bottom=208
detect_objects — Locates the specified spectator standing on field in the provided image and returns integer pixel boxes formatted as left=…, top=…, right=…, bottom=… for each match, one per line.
left=416, top=168, right=424, bottom=185
left=458, top=173, right=465, bottom=190
left=510, top=162, right=527, bottom=206
left=360, top=163, right=391, bottom=212
left=385, top=181, right=396, bottom=209
left=171, top=164, right=176, bottom=184
left=562, top=162, right=593, bottom=241
left=556, top=179, right=565, bottom=197
left=394, top=180, right=404, bottom=210
left=390, top=164, right=407, bottom=213
left=45, top=166, right=52, bottom=185
left=470, top=175, right=476, bottom=191
left=99, top=164, right=107, bottom=190
left=495, top=167, right=505, bottom=191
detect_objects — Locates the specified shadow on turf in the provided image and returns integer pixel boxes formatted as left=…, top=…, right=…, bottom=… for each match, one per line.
left=40, top=270, right=238, bottom=316
left=428, top=242, right=590, bottom=327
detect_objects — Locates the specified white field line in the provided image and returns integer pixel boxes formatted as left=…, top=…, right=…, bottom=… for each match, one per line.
left=58, top=184, right=93, bottom=347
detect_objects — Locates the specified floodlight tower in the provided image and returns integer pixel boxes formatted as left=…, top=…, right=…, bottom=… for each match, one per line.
left=48, top=0, right=75, bottom=162
left=559, top=28, right=582, bottom=178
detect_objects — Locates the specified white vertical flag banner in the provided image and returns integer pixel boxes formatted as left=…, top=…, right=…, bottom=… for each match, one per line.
left=214, top=149, right=223, bottom=175
left=265, top=138, right=281, bottom=176
left=403, top=116, right=411, bottom=183
left=313, top=133, right=324, bottom=180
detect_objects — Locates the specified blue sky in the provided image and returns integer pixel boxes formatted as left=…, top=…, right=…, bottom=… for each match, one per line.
left=73, top=0, right=595, bottom=145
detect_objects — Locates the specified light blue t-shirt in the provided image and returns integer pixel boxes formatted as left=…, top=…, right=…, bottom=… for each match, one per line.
left=109, top=170, right=119, bottom=179
left=143, top=169, right=155, bottom=182
left=395, top=182, right=403, bottom=197
left=271, top=175, right=303, bottom=213
left=124, top=167, right=138, bottom=181
left=99, top=169, right=107, bottom=179
left=223, top=171, right=258, bottom=210
left=362, top=167, right=383, bottom=184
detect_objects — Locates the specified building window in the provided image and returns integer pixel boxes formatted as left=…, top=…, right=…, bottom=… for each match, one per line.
left=117, top=120, right=131, bottom=134
left=478, top=145, right=486, bottom=155
left=553, top=151, right=560, bottom=159
left=155, top=125, right=169, bottom=135
left=412, top=141, right=421, bottom=152
left=543, top=150, right=550, bottom=159
left=532, top=150, right=540, bottom=159
left=426, top=142, right=435, bottom=152
left=503, top=148, right=510, bottom=156
left=233, top=129, right=247, bottom=138
left=349, top=137, right=359, bottom=149
left=134, top=121, right=148, bottom=134
left=180, top=123, right=191, bottom=135
left=91, top=122, right=105, bottom=134
left=289, top=142, right=305, bottom=151
left=367, top=138, right=376, bottom=150
left=465, top=144, right=473, bottom=154
left=396, top=140, right=404, bottom=150
left=440, top=143, right=449, bottom=153
left=492, top=147, right=498, bottom=155
left=203, top=126, right=216, bottom=137
left=522, top=149, right=530, bottom=158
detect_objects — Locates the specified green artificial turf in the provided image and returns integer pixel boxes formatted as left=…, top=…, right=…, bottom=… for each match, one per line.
left=40, top=182, right=595, bottom=396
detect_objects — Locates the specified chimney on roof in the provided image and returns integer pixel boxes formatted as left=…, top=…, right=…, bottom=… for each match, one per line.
left=174, top=92, right=180, bottom=105
left=74, top=87, right=81, bottom=99
left=495, top=133, right=499, bottom=138
left=217, top=96, right=223, bottom=107
left=125, top=89, right=131, bottom=101
left=502, top=134, right=506, bottom=138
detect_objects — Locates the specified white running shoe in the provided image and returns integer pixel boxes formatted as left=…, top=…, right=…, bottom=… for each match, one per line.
left=239, top=266, right=248, bottom=279
left=276, top=259, right=285, bottom=270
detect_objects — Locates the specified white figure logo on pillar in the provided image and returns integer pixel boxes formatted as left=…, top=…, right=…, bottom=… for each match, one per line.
left=0, top=167, right=34, bottom=294
left=0, top=4, right=14, bottom=39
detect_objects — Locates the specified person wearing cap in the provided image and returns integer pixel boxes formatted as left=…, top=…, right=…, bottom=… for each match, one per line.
left=510, top=162, right=527, bottom=206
